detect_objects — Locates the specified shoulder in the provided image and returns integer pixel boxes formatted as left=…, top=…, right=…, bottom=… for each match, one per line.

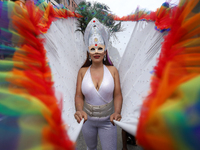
left=79, top=67, right=89, bottom=78
left=106, top=65, right=118, bottom=73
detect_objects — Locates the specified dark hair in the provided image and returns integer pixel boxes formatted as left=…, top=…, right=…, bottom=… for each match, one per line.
left=81, top=51, right=113, bottom=68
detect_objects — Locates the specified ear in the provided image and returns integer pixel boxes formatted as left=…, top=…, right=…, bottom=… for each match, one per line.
left=104, top=50, right=107, bottom=56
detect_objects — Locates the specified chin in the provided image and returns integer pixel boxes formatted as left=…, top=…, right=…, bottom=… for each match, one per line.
left=92, top=59, right=103, bottom=63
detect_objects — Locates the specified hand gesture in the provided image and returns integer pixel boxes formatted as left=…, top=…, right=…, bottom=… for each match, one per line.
left=74, top=110, right=87, bottom=123
left=110, top=112, right=122, bottom=125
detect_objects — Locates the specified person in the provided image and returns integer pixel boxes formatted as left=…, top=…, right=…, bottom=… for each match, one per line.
left=74, top=18, right=123, bottom=150
left=122, top=129, right=137, bottom=150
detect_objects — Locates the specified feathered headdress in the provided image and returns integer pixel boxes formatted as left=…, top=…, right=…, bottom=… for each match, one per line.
left=75, top=1, right=122, bottom=36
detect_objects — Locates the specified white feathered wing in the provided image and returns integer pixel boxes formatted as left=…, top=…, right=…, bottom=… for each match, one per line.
left=42, top=18, right=167, bottom=141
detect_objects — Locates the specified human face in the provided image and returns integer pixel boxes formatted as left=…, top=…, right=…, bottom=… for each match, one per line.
left=88, top=44, right=106, bottom=62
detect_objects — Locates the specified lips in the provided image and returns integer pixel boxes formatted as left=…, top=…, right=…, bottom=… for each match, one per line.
left=94, top=56, right=100, bottom=59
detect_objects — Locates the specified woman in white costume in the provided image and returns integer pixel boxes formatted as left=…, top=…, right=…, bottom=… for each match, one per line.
left=74, top=18, right=123, bottom=150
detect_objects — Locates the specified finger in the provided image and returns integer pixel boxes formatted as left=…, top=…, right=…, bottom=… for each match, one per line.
left=76, top=113, right=82, bottom=123
left=83, top=114, right=87, bottom=123
left=116, top=114, right=121, bottom=119
left=111, top=118, right=115, bottom=126
left=77, top=113, right=82, bottom=121
left=116, top=115, right=120, bottom=120
left=113, top=115, right=118, bottom=121
left=117, top=117, right=121, bottom=121
left=113, top=116, right=120, bottom=122
left=111, top=120, right=114, bottom=126
left=110, top=115, right=113, bottom=122
left=74, top=115, right=80, bottom=123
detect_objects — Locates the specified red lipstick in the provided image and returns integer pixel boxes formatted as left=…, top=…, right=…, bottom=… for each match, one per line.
left=94, top=56, right=100, bottom=59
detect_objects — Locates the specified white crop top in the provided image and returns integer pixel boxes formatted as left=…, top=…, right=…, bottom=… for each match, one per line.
left=81, top=65, right=114, bottom=106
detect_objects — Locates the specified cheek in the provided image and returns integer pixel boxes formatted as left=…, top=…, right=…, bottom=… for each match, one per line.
left=100, top=52, right=105, bottom=56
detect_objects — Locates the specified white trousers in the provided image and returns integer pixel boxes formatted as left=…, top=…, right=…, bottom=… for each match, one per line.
left=82, top=117, right=117, bottom=150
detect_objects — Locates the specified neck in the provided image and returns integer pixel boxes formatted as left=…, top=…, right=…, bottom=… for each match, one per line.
left=91, top=62, right=104, bottom=69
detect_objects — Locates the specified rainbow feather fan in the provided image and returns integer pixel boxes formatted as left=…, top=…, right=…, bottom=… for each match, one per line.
left=1, top=0, right=200, bottom=149
left=0, top=1, right=75, bottom=149
left=136, top=0, right=200, bottom=150
left=113, top=2, right=173, bottom=32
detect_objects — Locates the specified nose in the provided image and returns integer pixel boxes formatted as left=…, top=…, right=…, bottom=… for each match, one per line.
left=95, top=48, right=98, bottom=53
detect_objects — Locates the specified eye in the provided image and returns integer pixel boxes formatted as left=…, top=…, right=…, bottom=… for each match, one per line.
left=98, top=47, right=103, bottom=50
left=90, top=48, right=95, bottom=51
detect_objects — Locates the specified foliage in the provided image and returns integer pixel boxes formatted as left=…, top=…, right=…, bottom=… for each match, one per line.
left=75, top=1, right=122, bottom=35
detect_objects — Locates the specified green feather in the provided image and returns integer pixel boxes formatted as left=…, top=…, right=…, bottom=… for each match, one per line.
left=75, top=1, right=122, bottom=35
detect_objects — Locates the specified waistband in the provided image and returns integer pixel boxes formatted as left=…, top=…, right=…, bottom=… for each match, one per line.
left=83, top=100, right=114, bottom=118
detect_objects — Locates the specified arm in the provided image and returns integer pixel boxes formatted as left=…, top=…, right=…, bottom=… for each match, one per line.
left=74, top=69, right=87, bottom=123
left=110, top=67, right=123, bottom=125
